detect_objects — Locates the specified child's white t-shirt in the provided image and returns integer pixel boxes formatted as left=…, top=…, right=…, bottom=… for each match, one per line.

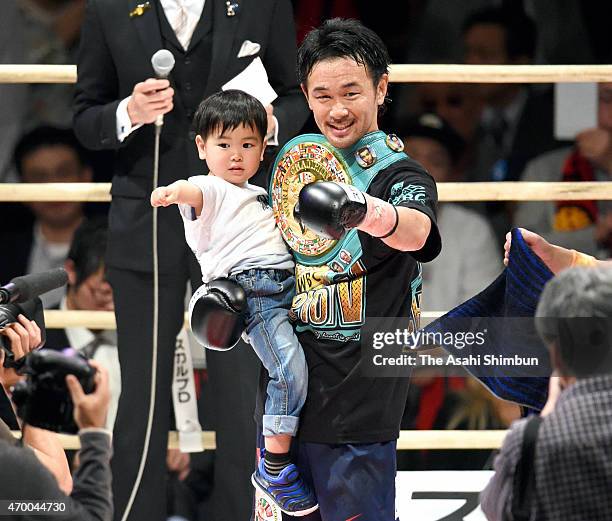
left=178, top=174, right=293, bottom=283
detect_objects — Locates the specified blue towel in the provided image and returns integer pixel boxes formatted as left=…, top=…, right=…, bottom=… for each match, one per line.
left=423, top=228, right=554, bottom=410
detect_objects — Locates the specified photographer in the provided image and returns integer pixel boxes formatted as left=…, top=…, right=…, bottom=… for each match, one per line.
left=1, top=316, right=72, bottom=494
left=480, top=268, right=612, bottom=520
left=0, top=316, right=113, bottom=521
left=0, top=315, right=42, bottom=435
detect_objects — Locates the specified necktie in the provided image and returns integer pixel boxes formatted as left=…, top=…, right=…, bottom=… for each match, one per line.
left=168, top=0, right=203, bottom=51
left=174, top=1, right=189, bottom=48
left=81, top=333, right=104, bottom=359
left=81, top=330, right=117, bottom=359
left=490, top=110, right=508, bottom=151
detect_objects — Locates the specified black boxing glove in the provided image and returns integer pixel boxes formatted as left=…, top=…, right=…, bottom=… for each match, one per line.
left=293, top=181, right=367, bottom=240
left=188, top=278, right=247, bottom=351
left=294, top=181, right=400, bottom=241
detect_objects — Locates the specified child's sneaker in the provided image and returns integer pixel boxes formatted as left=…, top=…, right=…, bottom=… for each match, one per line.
left=251, top=457, right=319, bottom=516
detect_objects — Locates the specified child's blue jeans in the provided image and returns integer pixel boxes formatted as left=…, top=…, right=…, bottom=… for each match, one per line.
left=230, top=269, right=306, bottom=437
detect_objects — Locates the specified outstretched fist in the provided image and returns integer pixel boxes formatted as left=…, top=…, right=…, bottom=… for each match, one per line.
left=151, top=185, right=179, bottom=207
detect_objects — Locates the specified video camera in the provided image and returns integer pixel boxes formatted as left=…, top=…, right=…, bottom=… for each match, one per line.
left=0, top=269, right=97, bottom=433
left=1, top=268, right=68, bottom=368
left=11, top=349, right=96, bottom=434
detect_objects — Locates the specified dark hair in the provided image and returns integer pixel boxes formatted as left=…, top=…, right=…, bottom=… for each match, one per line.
left=398, top=113, right=465, bottom=162
left=192, top=90, right=267, bottom=141
left=535, top=268, right=612, bottom=378
left=14, top=126, right=89, bottom=177
left=297, top=18, right=390, bottom=87
left=67, top=217, right=108, bottom=288
left=462, top=7, right=537, bottom=61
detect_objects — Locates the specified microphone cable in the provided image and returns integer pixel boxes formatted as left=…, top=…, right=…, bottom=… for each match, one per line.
left=120, top=48, right=171, bottom=519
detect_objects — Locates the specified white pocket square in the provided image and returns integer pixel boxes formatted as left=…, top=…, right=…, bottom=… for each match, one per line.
left=237, top=40, right=261, bottom=58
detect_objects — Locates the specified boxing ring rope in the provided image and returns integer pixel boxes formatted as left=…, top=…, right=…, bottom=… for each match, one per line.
left=5, top=62, right=612, bottom=452
left=0, top=65, right=76, bottom=84
left=4, top=63, right=612, bottom=84
left=388, top=64, right=612, bottom=83
left=11, top=429, right=507, bottom=451
left=3, top=181, right=612, bottom=202
left=41, top=309, right=442, bottom=329
left=0, top=183, right=111, bottom=202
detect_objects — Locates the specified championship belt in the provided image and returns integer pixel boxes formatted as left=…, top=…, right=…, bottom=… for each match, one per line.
left=270, top=131, right=408, bottom=267
left=270, top=131, right=409, bottom=341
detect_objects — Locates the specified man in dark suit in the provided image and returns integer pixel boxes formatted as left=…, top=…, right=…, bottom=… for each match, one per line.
left=0, top=126, right=92, bottom=308
left=462, top=5, right=562, bottom=182
left=461, top=6, right=568, bottom=246
left=72, top=2, right=308, bottom=520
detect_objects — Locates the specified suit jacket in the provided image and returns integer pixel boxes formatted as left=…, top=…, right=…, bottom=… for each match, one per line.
left=471, top=88, right=567, bottom=184
left=0, top=222, right=33, bottom=283
left=73, top=0, right=308, bottom=273
left=507, top=88, right=567, bottom=182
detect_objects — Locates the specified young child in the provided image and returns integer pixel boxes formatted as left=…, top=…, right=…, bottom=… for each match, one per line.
left=150, top=90, right=317, bottom=516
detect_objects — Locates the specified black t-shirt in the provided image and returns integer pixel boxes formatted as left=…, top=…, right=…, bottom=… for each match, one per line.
left=295, top=158, right=441, bottom=443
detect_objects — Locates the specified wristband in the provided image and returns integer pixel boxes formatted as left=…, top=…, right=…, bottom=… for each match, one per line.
left=376, top=205, right=399, bottom=239
left=570, top=249, right=597, bottom=268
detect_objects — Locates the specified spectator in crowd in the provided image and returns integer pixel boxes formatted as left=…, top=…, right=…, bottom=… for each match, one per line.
left=480, top=267, right=612, bottom=520
left=41, top=217, right=195, bottom=520
left=0, top=315, right=72, bottom=493
left=413, top=82, right=484, bottom=181
left=514, top=82, right=612, bottom=258
left=17, top=0, right=85, bottom=128
left=292, top=0, right=415, bottom=62
left=403, top=0, right=597, bottom=67
left=414, top=83, right=482, bottom=146
left=399, top=373, right=465, bottom=471
left=292, top=0, right=359, bottom=44
left=402, top=0, right=490, bottom=64
left=18, top=0, right=84, bottom=57
left=462, top=6, right=566, bottom=245
left=444, top=376, right=520, bottom=432
left=0, top=2, right=28, bottom=184
left=44, top=217, right=119, bottom=430
left=0, top=126, right=92, bottom=308
left=0, top=315, right=114, bottom=521
left=529, top=1, right=594, bottom=65
left=399, top=114, right=505, bottom=478
left=399, top=375, right=520, bottom=472
left=463, top=5, right=560, bottom=183
left=401, top=113, right=501, bottom=312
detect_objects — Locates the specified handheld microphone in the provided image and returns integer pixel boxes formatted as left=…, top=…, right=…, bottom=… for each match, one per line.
left=0, top=268, right=68, bottom=305
left=151, top=49, right=175, bottom=127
